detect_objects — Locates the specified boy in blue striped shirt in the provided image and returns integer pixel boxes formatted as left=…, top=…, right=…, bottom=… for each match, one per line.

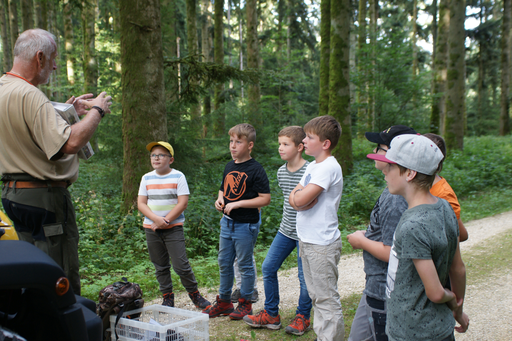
left=138, top=141, right=210, bottom=309
left=243, top=126, right=312, bottom=336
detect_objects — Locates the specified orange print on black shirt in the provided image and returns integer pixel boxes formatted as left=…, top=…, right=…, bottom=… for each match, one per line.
left=224, top=171, right=248, bottom=201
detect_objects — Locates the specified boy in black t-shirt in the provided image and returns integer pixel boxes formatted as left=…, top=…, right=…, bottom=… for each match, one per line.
left=203, top=123, right=271, bottom=320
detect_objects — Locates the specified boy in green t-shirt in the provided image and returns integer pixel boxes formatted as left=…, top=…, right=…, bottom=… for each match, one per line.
left=367, top=134, right=469, bottom=341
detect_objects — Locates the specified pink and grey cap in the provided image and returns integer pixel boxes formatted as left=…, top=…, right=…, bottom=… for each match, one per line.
left=367, top=134, right=444, bottom=175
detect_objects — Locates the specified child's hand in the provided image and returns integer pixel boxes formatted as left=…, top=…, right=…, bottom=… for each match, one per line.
left=450, top=296, right=469, bottom=332
left=223, top=201, right=240, bottom=215
left=151, top=216, right=170, bottom=231
left=295, top=197, right=318, bottom=211
left=215, top=198, right=225, bottom=213
left=347, top=230, right=367, bottom=249
left=454, top=311, right=469, bottom=333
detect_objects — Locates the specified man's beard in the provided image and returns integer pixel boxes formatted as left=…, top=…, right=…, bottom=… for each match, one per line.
left=39, top=67, right=52, bottom=85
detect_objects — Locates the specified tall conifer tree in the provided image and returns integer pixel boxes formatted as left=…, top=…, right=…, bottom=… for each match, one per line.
left=329, top=0, right=352, bottom=174
left=120, top=0, right=167, bottom=210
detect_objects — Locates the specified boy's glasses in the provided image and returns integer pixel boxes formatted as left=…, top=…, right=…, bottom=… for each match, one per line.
left=150, top=154, right=171, bottom=159
left=375, top=146, right=389, bottom=153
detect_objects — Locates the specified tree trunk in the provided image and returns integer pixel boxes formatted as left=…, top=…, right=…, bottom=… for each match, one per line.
left=187, top=0, right=202, bottom=137
left=64, top=0, right=75, bottom=85
left=120, top=0, right=167, bottom=212
left=161, top=0, right=180, bottom=142
left=82, top=0, right=97, bottom=94
left=329, top=0, right=352, bottom=174
left=412, top=0, right=418, bottom=78
left=35, top=0, right=47, bottom=30
left=33, top=0, right=43, bottom=29
left=432, top=0, right=437, bottom=64
left=476, top=2, right=487, bottom=136
left=238, top=2, right=243, bottom=99
left=202, top=0, right=212, bottom=139
left=431, top=0, right=449, bottom=134
left=161, top=0, right=177, bottom=58
left=213, top=0, right=225, bottom=137
left=8, top=0, right=19, bottom=56
left=356, top=0, right=367, bottom=136
left=246, top=0, right=261, bottom=130
left=1, top=0, right=12, bottom=72
left=411, top=0, right=418, bottom=114
left=318, top=0, right=330, bottom=116
left=368, top=0, right=377, bottom=129
left=500, top=0, right=511, bottom=135
left=445, top=0, right=465, bottom=151
left=21, top=0, right=32, bottom=31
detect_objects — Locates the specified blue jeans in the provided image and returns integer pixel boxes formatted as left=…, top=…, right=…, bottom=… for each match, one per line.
left=218, top=216, right=260, bottom=301
left=262, top=232, right=312, bottom=318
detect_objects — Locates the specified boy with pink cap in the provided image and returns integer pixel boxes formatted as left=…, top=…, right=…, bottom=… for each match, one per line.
left=367, top=134, right=469, bottom=341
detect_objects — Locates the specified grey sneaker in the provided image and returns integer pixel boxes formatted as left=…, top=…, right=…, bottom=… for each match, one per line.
left=251, top=289, right=259, bottom=303
left=231, top=288, right=241, bottom=303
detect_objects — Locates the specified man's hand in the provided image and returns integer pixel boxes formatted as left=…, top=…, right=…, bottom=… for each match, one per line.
left=347, top=230, right=367, bottom=249
left=66, top=93, right=93, bottom=116
left=70, top=92, right=113, bottom=117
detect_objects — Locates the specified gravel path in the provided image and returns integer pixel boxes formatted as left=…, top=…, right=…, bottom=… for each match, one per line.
left=159, top=211, right=512, bottom=339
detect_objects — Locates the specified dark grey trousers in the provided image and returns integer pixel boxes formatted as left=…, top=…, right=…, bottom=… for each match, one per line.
left=145, top=226, right=198, bottom=294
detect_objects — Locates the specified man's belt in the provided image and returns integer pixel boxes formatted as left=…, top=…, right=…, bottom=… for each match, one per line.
left=4, top=180, right=69, bottom=189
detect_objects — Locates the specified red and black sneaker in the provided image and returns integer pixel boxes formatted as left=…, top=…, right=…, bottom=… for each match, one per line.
left=229, top=297, right=252, bottom=320
left=162, top=292, right=174, bottom=307
left=243, top=309, right=281, bottom=330
left=285, top=313, right=311, bottom=335
left=202, top=295, right=234, bottom=318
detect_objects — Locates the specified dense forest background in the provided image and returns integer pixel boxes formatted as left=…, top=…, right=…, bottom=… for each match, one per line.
left=1, top=0, right=512, bottom=301
left=1, top=0, right=511, bottom=188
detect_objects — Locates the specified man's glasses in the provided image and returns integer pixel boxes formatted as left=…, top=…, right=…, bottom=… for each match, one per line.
left=375, top=146, right=388, bottom=153
left=150, top=154, right=171, bottom=159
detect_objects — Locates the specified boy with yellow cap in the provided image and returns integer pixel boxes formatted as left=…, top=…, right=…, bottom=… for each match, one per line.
left=138, top=141, right=210, bottom=309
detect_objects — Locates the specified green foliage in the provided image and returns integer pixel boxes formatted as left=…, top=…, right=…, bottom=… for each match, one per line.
left=439, top=136, right=512, bottom=198
left=352, top=29, right=433, bottom=134
left=164, top=55, right=261, bottom=104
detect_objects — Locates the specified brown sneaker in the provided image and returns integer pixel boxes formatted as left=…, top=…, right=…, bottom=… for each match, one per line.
left=188, top=290, right=211, bottom=309
left=243, top=309, right=281, bottom=330
left=202, top=295, right=234, bottom=318
left=162, top=292, right=174, bottom=307
left=229, top=297, right=252, bottom=320
left=285, top=313, right=311, bottom=335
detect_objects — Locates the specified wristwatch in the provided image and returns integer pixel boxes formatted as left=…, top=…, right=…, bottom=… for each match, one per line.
left=92, top=106, right=105, bottom=118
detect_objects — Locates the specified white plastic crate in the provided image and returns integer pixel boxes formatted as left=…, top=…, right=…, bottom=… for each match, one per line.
left=110, top=304, right=209, bottom=341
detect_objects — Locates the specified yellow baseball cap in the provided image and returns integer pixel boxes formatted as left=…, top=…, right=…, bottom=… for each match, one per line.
left=146, top=141, right=174, bottom=157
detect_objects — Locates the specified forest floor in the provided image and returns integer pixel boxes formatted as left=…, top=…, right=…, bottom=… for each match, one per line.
left=153, top=210, right=512, bottom=340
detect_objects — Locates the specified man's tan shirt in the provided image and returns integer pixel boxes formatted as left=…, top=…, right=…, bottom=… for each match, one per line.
left=0, top=75, right=79, bottom=183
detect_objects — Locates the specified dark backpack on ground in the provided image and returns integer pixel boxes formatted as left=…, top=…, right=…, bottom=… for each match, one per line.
left=96, top=277, right=144, bottom=341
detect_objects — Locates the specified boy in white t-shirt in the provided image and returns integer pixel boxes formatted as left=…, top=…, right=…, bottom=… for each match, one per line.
left=289, top=116, right=344, bottom=341
left=138, top=141, right=210, bottom=309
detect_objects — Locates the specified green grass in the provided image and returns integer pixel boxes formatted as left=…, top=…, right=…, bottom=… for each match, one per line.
left=463, top=230, right=512, bottom=284
left=460, top=186, right=512, bottom=222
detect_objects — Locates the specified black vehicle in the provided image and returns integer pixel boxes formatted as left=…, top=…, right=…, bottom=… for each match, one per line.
left=0, top=240, right=102, bottom=341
